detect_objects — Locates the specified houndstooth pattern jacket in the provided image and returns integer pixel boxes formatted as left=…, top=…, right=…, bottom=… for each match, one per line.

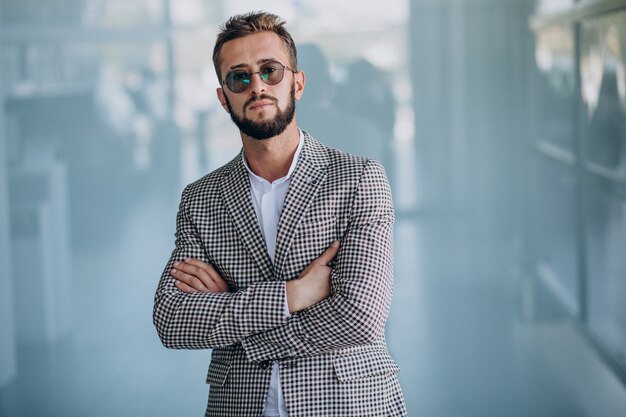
left=153, top=132, right=407, bottom=416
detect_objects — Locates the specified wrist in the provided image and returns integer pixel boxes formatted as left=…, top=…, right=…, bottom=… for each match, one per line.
left=286, top=280, right=301, bottom=313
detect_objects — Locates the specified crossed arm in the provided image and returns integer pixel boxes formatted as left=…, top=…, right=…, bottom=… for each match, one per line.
left=153, top=160, right=393, bottom=359
left=171, top=241, right=339, bottom=314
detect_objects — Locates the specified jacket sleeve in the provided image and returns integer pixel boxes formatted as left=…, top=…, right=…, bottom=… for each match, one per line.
left=152, top=185, right=287, bottom=350
left=241, top=159, right=394, bottom=362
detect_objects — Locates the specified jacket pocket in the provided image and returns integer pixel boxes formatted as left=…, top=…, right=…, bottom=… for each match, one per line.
left=205, top=360, right=230, bottom=386
left=333, top=349, right=400, bottom=383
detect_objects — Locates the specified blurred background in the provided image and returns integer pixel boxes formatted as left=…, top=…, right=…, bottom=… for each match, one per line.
left=1, top=0, right=626, bottom=416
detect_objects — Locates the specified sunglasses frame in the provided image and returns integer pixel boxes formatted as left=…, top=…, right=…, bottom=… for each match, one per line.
left=221, top=60, right=296, bottom=94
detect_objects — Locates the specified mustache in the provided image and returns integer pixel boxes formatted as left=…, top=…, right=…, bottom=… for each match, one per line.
left=245, top=94, right=278, bottom=110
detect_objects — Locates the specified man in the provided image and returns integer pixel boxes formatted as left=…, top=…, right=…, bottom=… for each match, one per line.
left=153, top=11, right=407, bottom=417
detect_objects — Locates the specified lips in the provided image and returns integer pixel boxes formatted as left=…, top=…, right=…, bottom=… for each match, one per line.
left=245, top=94, right=278, bottom=111
left=247, top=100, right=275, bottom=111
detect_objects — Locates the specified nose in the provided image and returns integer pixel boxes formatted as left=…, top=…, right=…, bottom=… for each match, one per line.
left=247, top=73, right=267, bottom=95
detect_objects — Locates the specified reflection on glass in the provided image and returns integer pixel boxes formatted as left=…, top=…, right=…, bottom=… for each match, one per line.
left=581, top=11, right=626, bottom=171
left=532, top=25, right=576, bottom=151
left=581, top=9, right=626, bottom=372
left=530, top=23, right=580, bottom=314
left=580, top=35, right=604, bottom=119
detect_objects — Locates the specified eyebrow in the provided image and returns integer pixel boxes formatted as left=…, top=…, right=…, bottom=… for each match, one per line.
left=228, top=58, right=280, bottom=71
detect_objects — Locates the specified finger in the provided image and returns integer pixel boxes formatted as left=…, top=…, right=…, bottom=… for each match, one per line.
left=174, top=279, right=198, bottom=293
left=181, top=258, right=213, bottom=272
left=316, top=240, right=340, bottom=265
left=171, top=268, right=210, bottom=292
left=183, top=259, right=229, bottom=292
left=173, top=262, right=213, bottom=285
left=184, top=259, right=222, bottom=283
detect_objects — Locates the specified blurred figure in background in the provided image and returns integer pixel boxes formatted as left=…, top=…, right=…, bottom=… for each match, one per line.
left=335, top=58, right=397, bottom=172
left=296, top=43, right=386, bottom=163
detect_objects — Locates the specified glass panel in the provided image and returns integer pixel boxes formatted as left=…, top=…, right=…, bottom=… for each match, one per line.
left=582, top=9, right=626, bottom=371
left=0, top=0, right=164, bottom=28
left=1, top=43, right=101, bottom=97
left=532, top=24, right=577, bottom=151
left=529, top=22, right=579, bottom=313
left=529, top=155, right=580, bottom=314
left=2, top=39, right=175, bottom=243
left=584, top=178, right=626, bottom=369
left=170, top=0, right=217, bottom=27
left=580, top=11, right=626, bottom=172
left=534, top=0, right=576, bottom=15
left=82, top=0, right=164, bottom=28
left=0, top=0, right=86, bottom=26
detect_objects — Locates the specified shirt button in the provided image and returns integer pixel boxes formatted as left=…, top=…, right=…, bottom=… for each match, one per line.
left=259, top=360, right=270, bottom=370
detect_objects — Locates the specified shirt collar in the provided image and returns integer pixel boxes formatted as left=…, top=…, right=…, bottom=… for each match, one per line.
left=242, top=129, right=305, bottom=185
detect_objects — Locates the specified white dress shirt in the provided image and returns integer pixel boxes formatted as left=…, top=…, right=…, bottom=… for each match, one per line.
left=242, top=130, right=304, bottom=417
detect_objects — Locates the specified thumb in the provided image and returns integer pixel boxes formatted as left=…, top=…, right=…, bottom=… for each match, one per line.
left=316, top=240, right=340, bottom=265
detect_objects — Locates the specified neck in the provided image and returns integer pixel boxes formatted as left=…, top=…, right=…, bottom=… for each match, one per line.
left=241, top=121, right=300, bottom=182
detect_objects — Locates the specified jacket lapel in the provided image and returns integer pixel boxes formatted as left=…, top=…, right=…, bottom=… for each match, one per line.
left=220, top=154, right=275, bottom=281
left=274, top=133, right=330, bottom=279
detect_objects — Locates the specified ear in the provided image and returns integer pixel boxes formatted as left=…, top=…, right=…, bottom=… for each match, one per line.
left=216, top=87, right=230, bottom=113
left=294, top=70, right=306, bottom=101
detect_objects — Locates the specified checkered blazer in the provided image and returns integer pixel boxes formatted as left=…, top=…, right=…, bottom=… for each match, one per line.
left=153, top=132, right=407, bottom=416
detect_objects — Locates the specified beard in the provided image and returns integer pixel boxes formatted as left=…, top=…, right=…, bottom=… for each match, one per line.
left=224, top=86, right=296, bottom=140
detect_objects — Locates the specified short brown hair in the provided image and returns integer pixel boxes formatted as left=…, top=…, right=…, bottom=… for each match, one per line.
left=212, top=11, right=298, bottom=81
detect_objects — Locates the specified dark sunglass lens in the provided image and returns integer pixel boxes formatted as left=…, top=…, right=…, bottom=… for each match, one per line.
left=261, top=63, right=283, bottom=85
left=227, top=71, right=249, bottom=93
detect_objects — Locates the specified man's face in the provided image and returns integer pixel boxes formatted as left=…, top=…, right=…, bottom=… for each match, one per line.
left=216, top=31, right=305, bottom=140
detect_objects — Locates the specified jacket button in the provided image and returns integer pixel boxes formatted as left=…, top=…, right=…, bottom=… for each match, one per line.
left=259, top=360, right=270, bottom=370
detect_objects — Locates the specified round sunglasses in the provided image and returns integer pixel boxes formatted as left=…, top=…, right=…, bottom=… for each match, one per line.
left=221, top=61, right=296, bottom=93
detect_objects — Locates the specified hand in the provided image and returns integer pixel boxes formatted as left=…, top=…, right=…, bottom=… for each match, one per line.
left=171, top=259, right=229, bottom=293
left=286, top=240, right=340, bottom=313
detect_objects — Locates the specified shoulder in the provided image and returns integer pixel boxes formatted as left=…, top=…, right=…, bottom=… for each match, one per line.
left=302, top=131, right=388, bottom=183
left=180, top=152, right=242, bottom=200
left=304, top=133, right=393, bottom=224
